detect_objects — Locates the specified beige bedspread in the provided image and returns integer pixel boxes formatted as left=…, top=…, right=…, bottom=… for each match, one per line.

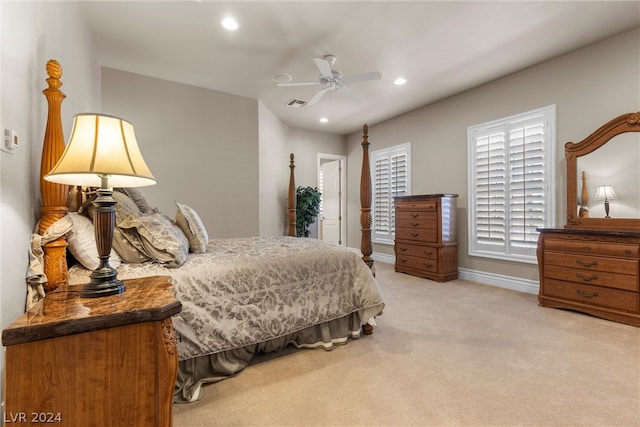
left=69, top=236, right=384, bottom=361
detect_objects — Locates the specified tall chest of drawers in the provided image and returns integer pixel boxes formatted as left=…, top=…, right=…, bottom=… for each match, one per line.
left=394, top=194, right=458, bottom=282
left=537, top=228, right=640, bottom=327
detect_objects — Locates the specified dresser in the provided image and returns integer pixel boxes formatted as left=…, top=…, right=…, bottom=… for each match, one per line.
left=394, top=194, right=458, bottom=282
left=2, top=276, right=182, bottom=426
left=537, top=228, right=640, bottom=327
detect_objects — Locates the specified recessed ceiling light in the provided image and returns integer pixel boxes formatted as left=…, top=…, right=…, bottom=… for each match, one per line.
left=221, top=17, right=239, bottom=30
left=394, top=77, right=407, bottom=86
left=319, top=117, right=329, bottom=123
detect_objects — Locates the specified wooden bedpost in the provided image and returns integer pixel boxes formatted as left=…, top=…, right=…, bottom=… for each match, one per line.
left=39, top=59, right=69, bottom=291
left=288, top=153, right=297, bottom=237
left=360, top=125, right=374, bottom=270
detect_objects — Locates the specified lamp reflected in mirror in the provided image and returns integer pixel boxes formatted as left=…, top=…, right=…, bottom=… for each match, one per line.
left=595, top=185, right=617, bottom=218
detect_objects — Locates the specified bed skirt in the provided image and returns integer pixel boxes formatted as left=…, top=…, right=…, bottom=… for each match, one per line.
left=175, top=312, right=364, bottom=403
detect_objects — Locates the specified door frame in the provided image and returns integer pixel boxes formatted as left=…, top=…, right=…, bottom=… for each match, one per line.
left=317, top=153, right=347, bottom=246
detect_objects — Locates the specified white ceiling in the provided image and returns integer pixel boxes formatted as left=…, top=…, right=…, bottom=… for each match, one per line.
left=79, top=1, right=640, bottom=135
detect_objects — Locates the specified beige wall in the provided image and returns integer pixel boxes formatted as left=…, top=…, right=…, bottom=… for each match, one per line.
left=346, top=29, right=640, bottom=282
left=0, top=0, right=101, bottom=390
left=101, top=68, right=260, bottom=238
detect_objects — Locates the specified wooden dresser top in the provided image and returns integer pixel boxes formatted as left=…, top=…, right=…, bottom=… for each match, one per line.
left=2, top=275, right=181, bottom=347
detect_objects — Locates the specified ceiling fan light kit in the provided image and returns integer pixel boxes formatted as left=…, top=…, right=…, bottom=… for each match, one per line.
left=278, top=54, right=381, bottom=106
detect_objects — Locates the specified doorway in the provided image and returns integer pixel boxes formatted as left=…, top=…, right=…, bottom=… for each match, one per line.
left=317, top=153, right=346, bottom=245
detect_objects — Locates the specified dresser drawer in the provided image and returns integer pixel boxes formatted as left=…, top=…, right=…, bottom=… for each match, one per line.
left=396, top=217, right=437, bottom=230
left=544, top=265, right=638, bottom=292
left=544, top=252, right=639, bottom=275
left=544, top=239, right=639, bottom=258
left=396, top=254, right=438, bottom=273
left=395, top=243, right=438, bottom=260
left=396, top=228, right=437, bottom=243
left=544, top=279, right=639, bottom=312
left=396, top=201, right=437, bottom=212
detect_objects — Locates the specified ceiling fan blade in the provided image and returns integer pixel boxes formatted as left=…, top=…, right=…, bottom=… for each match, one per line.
left=314, top=58, right=333, bottom=79
left=339, top=86, right=365, bottom=102
left=342, top=71, right=382, bottom=84
left=278, top=82, right=318, bottom=87
left=307, top=88, right=330, bottom=106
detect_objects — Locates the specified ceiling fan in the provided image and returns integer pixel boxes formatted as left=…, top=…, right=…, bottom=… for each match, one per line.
left=278, top=55, right=381, bottom=106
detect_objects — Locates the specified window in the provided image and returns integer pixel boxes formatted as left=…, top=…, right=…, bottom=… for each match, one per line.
left=371, top=143, right=411, bottom=244
left=468, top=105, right=556, bottom=262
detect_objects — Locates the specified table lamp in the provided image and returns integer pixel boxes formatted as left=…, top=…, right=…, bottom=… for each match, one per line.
left=594, top=185, right=617, bottom=218
left=45, top=113, right=156, bottom=297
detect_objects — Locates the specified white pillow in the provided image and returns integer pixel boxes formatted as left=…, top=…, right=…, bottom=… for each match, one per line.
left=175, top=202, right=209, bottom=253
left=67, top=212, right=122, bottom=270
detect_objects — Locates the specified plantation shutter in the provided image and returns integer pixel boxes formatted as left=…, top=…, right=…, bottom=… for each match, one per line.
left=469, top=106, right=555, bottom=261
left=372, top=143, right=411, bottom=243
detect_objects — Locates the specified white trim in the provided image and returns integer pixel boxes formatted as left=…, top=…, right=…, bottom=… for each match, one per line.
left=458, top=268, right=539, bottom=294
left=369, top=251, right=539, bottom=294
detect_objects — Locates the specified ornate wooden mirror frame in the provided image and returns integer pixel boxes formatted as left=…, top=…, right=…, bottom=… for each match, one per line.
left=565, top=111, right=640, bottom=231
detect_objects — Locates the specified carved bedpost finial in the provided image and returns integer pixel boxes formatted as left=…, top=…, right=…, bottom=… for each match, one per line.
left=288, top=153, right=297, bottom=237
left=39, top=59, right=69, bottom=291
left=360, top=124, right=374, bottom=270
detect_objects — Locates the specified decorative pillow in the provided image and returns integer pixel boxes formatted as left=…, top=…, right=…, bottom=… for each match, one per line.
left=112, top=227, right=152, bottom=263
left=113, top=190, right=142, bottom=221
left=175, top=202, right=209, bottom=253
left=115, top=187, right=157, bottom=214
left=66, top=212, right=122, bottom=270
left=118, top=212, right=189, bottom=268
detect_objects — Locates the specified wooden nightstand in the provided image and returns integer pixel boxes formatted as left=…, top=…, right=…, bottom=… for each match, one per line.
left=2, top=275, right=182, bottom=426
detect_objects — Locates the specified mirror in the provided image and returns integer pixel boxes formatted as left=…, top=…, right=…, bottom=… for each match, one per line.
left=566, top=112, right=640, bottom=231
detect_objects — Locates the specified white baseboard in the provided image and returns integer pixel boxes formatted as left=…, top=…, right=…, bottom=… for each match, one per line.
left=368, top=251, right=539, bottom=295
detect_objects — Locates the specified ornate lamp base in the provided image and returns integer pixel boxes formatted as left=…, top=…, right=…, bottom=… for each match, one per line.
left=82, top=185, right=125, bottom=298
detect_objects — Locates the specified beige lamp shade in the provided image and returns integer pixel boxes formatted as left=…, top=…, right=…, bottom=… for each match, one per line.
left=594, top=185, right=617, bottom=201
left=45, top=113, right=156, bottom=188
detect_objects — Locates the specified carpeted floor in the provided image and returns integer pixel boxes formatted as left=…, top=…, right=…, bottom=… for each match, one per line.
left=173, top=261, right=640, bottom=426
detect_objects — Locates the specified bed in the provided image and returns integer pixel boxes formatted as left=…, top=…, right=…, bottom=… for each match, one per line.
left=31, top=59, right=384, bottom=403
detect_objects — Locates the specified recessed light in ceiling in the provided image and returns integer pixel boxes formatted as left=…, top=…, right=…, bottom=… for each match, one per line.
left=273, top=73, right=292, bottom=83
left=221, top=17, right=239, bottom=30
left=319, top=117, right=329, bottom=123
left=394, top=77, right=407, bottom=86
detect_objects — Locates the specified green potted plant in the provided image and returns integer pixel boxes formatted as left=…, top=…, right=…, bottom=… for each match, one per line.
left=296, top=186, right=322, bottom=237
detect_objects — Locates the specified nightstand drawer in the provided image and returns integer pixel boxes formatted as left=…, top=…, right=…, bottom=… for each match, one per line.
left=544, top=279, right=638, bottom=312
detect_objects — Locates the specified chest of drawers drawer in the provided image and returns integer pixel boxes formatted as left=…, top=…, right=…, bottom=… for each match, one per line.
left=544, top=239, right=639, bottom=258
left=395, top=254, right=439, bottom=273
left=544, top=279, right=639, bottom=312
left=395, top=228, right=437, bottom=243
left=395, top=243, right=438, bottom=260
left=544, top=252, right=639, bottom=275
left=395, top=201, right=436, bottom=212
left=544, top=264, right=638, bottom=292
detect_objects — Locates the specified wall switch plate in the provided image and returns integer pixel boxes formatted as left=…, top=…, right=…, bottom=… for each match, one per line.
left=2, top=127, right=18, bottom=153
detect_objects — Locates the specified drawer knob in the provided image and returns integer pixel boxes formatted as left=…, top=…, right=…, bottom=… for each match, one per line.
left=411, top=222, right=420, bottom=227
left=576, top=289, right=599, bottom=299
left=410, top=214, right=419, bottom=218
left=424, top=263, right=433, bottom=268
left=576, top=259, right=598, bottom=268
left=576, top=273, right=598, bottom=282
left=424, top=251, right=433, bottom=256
left=411, top=233, right=419, bottom=238
left=399, top=247, right=407, bottom=252
left=582, top=246, right=592, bottom=251
left=400, top=258, right=408, bottom=264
